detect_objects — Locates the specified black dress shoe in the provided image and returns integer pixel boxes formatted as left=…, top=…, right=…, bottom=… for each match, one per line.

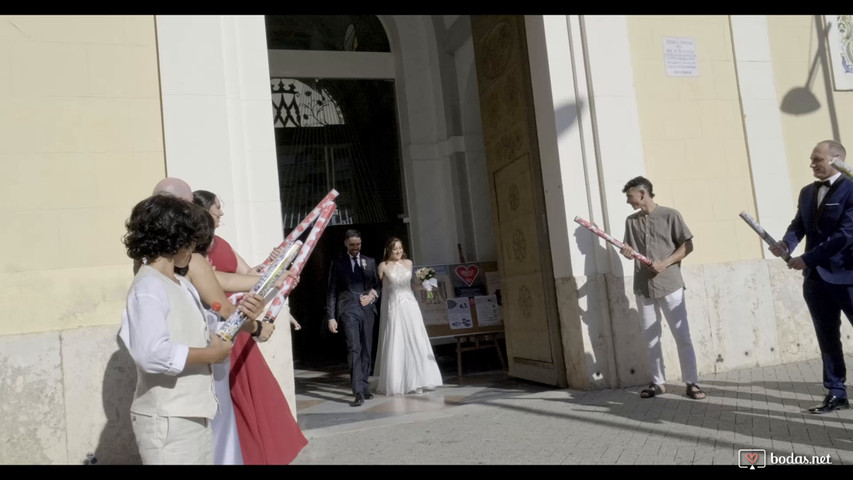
left=364, top=392, right=374, bottom=400
left=351, top=393, right=365, bottom=407
left=808, top=395, right=849, bottom=414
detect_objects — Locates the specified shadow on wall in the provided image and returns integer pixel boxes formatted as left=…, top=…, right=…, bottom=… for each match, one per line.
left=92, top=335, right=140, bottom=465
left=778, top=15, right=841, bottom=143
left=573, top=224, right=649, bottom=389
left=604, top=250, right=651, bottom=389
left=552, top=98, right=651, bottom=389
left=573, top=225, right=619, bottom=388
left=555, top=100, right=582, bottom=135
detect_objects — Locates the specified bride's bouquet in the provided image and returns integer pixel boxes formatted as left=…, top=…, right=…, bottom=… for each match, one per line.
left=416, top=267, right=438, bottom=299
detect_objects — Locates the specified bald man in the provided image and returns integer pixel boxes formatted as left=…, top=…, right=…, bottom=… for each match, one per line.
left=153, top=177, right=193, bottom=202
left=771, top=140, right=853, bottom=414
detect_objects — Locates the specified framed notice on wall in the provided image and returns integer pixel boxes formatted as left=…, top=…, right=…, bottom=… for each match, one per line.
left=662, top=37, right=698, bottom=77
left=413, top=261, right=504, bottom=338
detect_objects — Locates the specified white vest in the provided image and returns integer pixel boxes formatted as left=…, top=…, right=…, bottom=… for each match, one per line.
left=129, top=267, right=219, bottom=419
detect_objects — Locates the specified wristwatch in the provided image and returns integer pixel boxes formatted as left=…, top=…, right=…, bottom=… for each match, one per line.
left=251, top=320, right=263, bottom=337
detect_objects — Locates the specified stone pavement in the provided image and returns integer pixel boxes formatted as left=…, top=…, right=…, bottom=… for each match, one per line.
left=290, top=356, right=853, bottom=466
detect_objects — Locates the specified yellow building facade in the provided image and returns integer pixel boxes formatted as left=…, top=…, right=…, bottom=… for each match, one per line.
left=2, top=14, right=852, bottom=464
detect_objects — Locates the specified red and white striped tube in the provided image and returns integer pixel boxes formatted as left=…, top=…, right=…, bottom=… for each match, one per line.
left=215, top=240, right=303, bottom=341
left=263, top=201, right=337, bottom=323
left=574, top=216, right=653, bottom=266
left=257, top=189, right=339, bottom=274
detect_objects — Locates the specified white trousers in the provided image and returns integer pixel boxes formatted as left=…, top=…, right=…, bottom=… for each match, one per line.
left=131, top=412, right=213, bottom=465
left=636, top=287, right=698, bottom=386
left=211, top=358, right=243, bottom=465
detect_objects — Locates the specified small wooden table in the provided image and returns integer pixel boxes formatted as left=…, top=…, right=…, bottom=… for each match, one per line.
left=450, top=331, right=506, bottom=377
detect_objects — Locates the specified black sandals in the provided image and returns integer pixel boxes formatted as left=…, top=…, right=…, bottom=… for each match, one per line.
left=686, top=383, right=707, bottom=400
left=640, top=383, right=665, bottom=398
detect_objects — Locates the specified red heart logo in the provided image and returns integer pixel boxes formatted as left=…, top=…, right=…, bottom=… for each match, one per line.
left=745, top=453, right=758, bottom=464
left=455, top=265, right=480, bottom=287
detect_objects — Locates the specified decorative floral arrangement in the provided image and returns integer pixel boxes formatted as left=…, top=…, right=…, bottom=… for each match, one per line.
left=416, top=267, right=438, bottom=298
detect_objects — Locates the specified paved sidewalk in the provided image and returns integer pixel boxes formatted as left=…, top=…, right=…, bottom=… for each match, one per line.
left=291, top=357, right=853, bottom=465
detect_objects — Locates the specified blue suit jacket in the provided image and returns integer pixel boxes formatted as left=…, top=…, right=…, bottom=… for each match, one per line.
left=325, top=255, right=381, bottom=321
left=782, top=175, right=853, bottom=284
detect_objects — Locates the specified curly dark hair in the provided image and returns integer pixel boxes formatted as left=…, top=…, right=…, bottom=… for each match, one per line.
left=173, top=207, right=214, bottom=277
left=122, top=195, right=206, bottom=262
left=383, top=237, right=408, bottom=262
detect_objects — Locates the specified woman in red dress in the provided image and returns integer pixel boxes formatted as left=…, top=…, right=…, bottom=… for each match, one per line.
left=194, top=189, right=307, bottom=465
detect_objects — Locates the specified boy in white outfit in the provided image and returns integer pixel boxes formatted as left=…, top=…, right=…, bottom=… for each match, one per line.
left=119, top=195, right=262, bottom=464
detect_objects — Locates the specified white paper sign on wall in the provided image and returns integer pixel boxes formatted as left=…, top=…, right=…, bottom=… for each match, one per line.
left=663, top=37, right=698, bottom=77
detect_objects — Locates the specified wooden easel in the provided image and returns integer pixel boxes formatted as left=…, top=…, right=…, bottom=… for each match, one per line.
left=433, top=330, right=506, bottom=377
left=454, top=331, right=506, bottom=377
left=419, top=250, right=506, bottom=377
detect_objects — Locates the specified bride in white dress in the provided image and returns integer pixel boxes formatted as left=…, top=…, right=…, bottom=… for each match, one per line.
left=374, top=237, right=444, bottom=395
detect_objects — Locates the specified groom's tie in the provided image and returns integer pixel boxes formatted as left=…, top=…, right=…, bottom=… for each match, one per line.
left=350, top=255, right=364, bottom=291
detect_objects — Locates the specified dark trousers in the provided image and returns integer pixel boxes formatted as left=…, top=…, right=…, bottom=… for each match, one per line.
left=803, top=273, right=853, bottom=398
left=340, top=307, right=375, bottom=396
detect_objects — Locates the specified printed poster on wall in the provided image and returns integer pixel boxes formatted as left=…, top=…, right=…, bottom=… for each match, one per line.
left=663, top=37, right=698, bottom=77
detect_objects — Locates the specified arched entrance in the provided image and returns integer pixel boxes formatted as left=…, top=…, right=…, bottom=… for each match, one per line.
left=265, top=15, right=409, bottom=368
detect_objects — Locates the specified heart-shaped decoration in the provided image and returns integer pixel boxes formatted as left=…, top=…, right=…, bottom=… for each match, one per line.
left=455, top=264, right=479, bottom=287
left=745, top=452, right=758, bottom=464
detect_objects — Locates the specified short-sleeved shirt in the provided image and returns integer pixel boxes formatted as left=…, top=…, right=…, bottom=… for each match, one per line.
left=623, top=205, right=693, bottom=298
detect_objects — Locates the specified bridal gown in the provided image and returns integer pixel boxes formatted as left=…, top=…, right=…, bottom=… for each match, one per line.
left=375, top=261, right=444, bottom=395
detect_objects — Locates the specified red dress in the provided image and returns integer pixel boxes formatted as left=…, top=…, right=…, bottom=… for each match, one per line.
left=208, top=235, right=308, bottom=464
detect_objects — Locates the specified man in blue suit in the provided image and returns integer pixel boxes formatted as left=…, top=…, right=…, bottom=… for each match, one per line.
left=771, top=140, right=853, bottom=413
left=327, top=229, right=381, bottom=407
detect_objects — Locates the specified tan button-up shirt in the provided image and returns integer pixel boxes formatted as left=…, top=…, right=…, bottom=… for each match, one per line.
left=623, top=205, right=693, bottom=298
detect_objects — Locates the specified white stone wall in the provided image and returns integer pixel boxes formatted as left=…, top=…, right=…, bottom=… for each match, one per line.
left=0, top=326, right=139, bottom=464
left=533, top=15, right=836, bottom=391
left=155, top=14, right=297, bottom=418
left=0, top=315, right=302, bottom=464
left=558, top=259, right=832, bottom=391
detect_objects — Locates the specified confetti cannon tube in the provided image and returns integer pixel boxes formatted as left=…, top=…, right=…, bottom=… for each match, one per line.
left=738, top=211, right=791, bottom=262
left=831, top=157, right=853, bottom=179
left=216, top=240, right=303, bottom=341
left=573, top=216, right=653, bottom=266
left=257, top=189, right=339, bottom=274
left=263, top=201, right=337, bottom=323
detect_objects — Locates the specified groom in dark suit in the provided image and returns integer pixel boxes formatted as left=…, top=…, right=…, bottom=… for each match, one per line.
left=771, top=139, right=853, bottom=414
left=327, top=229, right=381, bottom=406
